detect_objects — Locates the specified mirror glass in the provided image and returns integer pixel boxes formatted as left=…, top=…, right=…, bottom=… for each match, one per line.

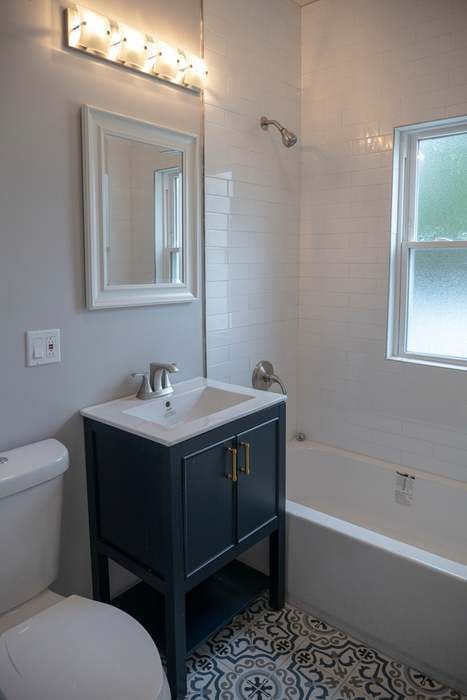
left=104, top=135, right=183, bottom=287
left=82, top=106, right=199, bottom=309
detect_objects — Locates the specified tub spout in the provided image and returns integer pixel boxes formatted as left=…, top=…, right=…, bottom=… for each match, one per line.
left=270, top=373, right=287, bottom=395
left=252, top=360, right=287, bottom=395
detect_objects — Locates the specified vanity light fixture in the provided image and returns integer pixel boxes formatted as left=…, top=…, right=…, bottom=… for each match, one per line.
left=153, top=41, right=184, bottom=81
left=67, top=6, right=114, bottom=56
left=183, top=56, right=208, bottom=89
left=65, top=6, right=207, bottom=92
left=118, top=25, right=149, bottom=69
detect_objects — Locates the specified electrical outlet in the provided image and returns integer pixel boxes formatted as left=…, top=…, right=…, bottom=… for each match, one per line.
left=26, top=329, right=61, bottom=367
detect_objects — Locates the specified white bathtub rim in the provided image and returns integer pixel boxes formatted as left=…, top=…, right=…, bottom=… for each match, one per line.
left=286, top=499, right=467, bottom=583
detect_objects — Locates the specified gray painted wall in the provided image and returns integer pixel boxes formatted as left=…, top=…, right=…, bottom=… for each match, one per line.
left=0, top=0, right=203, bottom=596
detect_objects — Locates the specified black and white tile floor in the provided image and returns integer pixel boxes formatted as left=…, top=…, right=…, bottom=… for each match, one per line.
left=183, top=594, right=466, bottom=699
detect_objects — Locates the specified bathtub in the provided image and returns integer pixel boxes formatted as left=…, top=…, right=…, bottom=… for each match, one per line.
left=286, top=440, right=467, bottom=693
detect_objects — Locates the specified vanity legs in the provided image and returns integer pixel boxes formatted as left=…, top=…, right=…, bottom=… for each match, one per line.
left=87, top=526, right=285, bottom=700
left=164, top=589, right=187, bottom=699
left=269, top=527, right=285, bottom=610
left=91, top=551, right=111, bottom=603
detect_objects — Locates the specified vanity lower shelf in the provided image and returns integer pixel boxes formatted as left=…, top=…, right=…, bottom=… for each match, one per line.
left=112, top=560, right=268, bottom=654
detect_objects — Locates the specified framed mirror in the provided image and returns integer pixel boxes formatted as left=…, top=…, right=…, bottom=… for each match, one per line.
left=82, top=105, right=200, bottom=309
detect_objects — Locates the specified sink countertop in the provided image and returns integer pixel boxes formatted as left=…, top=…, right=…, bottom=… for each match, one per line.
left=81, top=377, right=286, bottom=446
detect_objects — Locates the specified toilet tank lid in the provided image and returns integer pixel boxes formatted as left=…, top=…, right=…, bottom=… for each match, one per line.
left=0, top=439, right=69, bottom=499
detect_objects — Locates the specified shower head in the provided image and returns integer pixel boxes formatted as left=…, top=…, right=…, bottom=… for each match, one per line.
left=260, top=116, right=298, bottom=148
left=281, top=128, right=298, bottom=148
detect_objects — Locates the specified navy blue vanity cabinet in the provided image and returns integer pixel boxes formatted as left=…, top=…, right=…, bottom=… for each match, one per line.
left=184, top=437, right=237, bottom=576
left=83, top=401, right=286, bottom=700
left=237, top=418, right=279, bottom=542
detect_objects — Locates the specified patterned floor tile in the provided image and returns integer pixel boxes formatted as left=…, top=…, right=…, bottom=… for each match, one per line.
left=192, top=601, right=309, bottom=670
left=192, top=618, right=242, bottom=661
left=187, top=654, right=316, bottom=699
left=192, top=593, right=271, bottom=662
left=335, top=649, right=467, bottom=700
left=286, top=634, right=367, bottom=687
left=230, top=592, right=270, bottom=631
left=335, top=654, right=405, bottom=700
left=252, top=600, right=310, bottom=636
left=384, top=661, right=466, bottom=700
left=185, top=651, right=233, bottom=698
left=184, top=596, right=466, bottom=700
left=219, top=604, right=311, bottom=667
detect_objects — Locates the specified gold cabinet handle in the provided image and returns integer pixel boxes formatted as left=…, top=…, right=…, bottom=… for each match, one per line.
left=239, top=441, right=251, bottom=476
left=226, top=447, right=238, bottom=482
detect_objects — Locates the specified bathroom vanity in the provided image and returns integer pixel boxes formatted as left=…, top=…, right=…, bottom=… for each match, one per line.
left=82, top=378, right=286, bottom=699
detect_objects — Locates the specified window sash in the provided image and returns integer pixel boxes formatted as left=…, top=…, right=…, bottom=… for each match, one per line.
left=388, top=116, right=467, bottom=370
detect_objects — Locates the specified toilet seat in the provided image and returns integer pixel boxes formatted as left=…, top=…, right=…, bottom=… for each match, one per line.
left=0, top=595, right=168, bottom=700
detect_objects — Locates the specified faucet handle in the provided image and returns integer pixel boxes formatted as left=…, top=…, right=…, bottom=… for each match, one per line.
left=131, top=372, right=154, bottom=400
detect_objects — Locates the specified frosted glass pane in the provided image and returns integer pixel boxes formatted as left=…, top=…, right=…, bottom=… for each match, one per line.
left=407, top=249, right=467, bottom=358
left=416, top=132, right=467, bottom=241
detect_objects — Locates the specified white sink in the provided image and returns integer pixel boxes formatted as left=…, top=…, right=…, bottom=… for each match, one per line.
left=81, top=377, right=286, bottom=446
left=124, top=385, right=252, bottom=427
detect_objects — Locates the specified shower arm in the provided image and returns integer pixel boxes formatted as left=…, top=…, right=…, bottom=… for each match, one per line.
left=260, top=117, right=284, bottom=132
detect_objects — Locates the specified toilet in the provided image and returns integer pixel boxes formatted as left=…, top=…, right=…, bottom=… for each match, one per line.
left=0, top=439, right=170, bottom=700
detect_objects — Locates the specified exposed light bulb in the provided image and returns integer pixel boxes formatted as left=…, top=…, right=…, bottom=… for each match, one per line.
left=75, top=8, right=112, bottom=55
left=183, top=55, right=208, bottom=89
left=154, top=42, right=180, bottom=80
left=118, top=26, right=148, bottom=69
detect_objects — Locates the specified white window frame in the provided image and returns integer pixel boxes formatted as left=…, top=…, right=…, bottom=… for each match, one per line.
left=154, top=166, right=183, bottom=285
left=387, top=115, right=467, bottom=370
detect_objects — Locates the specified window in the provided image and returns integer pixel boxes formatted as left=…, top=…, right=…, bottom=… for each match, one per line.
left=154, top=166, right=183, bottom=285
left=388, top=117, right=467, bottom=369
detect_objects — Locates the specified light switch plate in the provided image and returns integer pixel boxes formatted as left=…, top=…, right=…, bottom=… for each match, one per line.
left=26, top=329, right=61, bottom=367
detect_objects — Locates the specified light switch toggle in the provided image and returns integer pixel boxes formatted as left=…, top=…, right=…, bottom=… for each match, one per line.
left=26, top=329, right=61, bottom=367
left=32, top=338, right=44, bottom=360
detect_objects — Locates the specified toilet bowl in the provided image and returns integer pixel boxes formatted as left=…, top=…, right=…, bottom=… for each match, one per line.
left=0, top=439, right=170, bottom=700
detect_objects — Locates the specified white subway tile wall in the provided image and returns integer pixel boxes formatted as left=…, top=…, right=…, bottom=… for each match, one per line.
left=300, top=0, right=467, bottom=482
left=204, top=0, right=301, bottom=435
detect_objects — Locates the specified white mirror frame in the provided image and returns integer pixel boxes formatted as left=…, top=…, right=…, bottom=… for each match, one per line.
left=82, top=105, right=200, bottom=309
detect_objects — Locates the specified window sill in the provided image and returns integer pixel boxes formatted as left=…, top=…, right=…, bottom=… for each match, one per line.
left=386, top=354, right=467, bottom=372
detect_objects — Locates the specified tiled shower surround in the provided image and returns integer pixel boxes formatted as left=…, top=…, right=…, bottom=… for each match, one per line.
left=203, top=0, right=301, bottom=436
left=184, top=594, right=466, bottom=699
left=299, top=0, right=467, bottom=481
left=205, top=0, right=467, bottom=476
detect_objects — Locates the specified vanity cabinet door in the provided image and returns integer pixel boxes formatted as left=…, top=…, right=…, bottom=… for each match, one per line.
left=183, top=438, right=237, bottom=577
left=237, top=419, right=279, bottom=542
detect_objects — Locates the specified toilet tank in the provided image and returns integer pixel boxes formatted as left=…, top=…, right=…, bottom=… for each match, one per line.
left=0, top=440, right=69, bottom=614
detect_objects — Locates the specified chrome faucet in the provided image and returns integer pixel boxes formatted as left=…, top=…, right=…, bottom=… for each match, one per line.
left=150, top=362, right=179, bottom=398
left=132, top=362, right=179, bottom=400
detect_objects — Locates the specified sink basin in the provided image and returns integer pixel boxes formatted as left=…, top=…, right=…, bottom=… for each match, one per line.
left=124, top=385, right=252, bottom=427
left=81, top=377, right=286, bottom=446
